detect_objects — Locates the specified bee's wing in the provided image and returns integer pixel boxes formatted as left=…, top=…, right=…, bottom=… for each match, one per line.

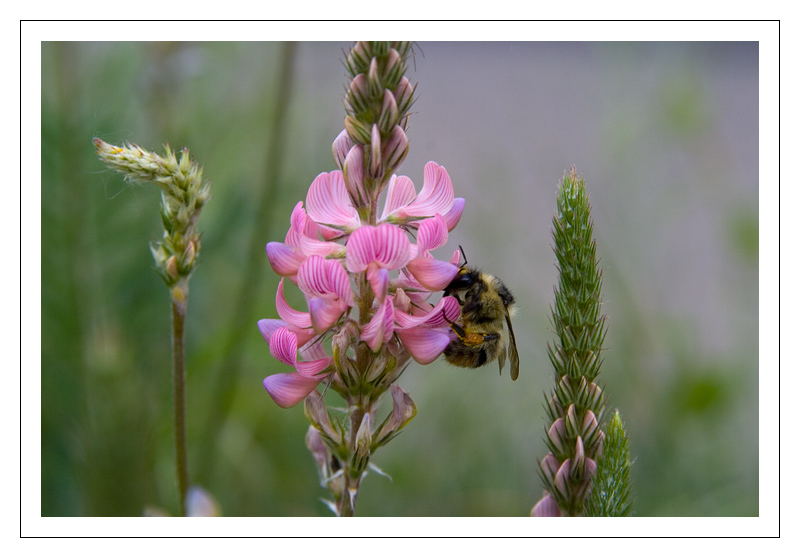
left=505, top=310, right=520, bottom=381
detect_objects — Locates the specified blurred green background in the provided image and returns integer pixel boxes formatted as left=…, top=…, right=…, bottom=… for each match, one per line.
left=41, top=41, right=758, bottom=517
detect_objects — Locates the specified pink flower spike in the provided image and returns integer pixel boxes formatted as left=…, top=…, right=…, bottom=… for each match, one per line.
left=397, top=327, right=452, bottom=364
left=275, top=279, right=313, bottom=330
left=266, top=242, right=306, bottom=278
left=306, top=171, right=361, bottom=233
left=362, top=296, right=394, bottom=351
left=269, top=326, right=299, bottom=367
left=405, top=257, right=459, bottom=291
left=263, top=373, right=320, bottom=408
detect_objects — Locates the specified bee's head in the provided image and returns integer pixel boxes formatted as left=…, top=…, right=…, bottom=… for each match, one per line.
left=444, top=266, right=480, bottom=295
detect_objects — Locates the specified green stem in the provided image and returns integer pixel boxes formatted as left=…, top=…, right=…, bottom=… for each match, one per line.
left=171, top=286, right=189, bottom=515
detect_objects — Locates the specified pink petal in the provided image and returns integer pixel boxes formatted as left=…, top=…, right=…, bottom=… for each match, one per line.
left=296, top=356, right=333, bottom=379
left=284, top=202, right=307, bottom=246
left=367, top=265, right=389, bottom=302
left=276, top=279, right=312, bottom=329
left=415, top=214, right=448, bottom=253
left=405, top=257, right=459, bottom=291
left=306, top=171, right=361, bottom=231
left=343, top=145, right=366, bottom=205
left=402, top=162, right=454, bottom=218
left=442, top=197, right=465, bottom=231
left=450, top=249, right=463, bottom=266
left=374, top=223, right=412, bottom=269
left=531, top=494, right=561, bottom=517
left=269, top=326, right=298, bottom=367
left=362, top=297, right=394, bottom=351
left=257, top=319, right=286, bottom=345
left=266, top=242, right=306, bottom=277
left=397, top=328, right=452, bottom=364
left=308, top=297, right=346, bottom=333
left=380, top=174, right=417, bottom=221
left=394, top=295, right=459, bottom=329
left=345, top=224, right=412, bottom=273
left=263, top=373, right=320, bottom=408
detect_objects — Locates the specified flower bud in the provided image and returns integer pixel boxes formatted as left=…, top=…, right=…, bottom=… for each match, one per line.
left=369, top=124, right=382, bottom=178
left=332, top=129, right=354, bottom=170
left=346, top=42, right=371, bottom=75
left=540, top=453, right=560, bottom=486
left=565, top=403, right=579, bottom=438
left=531, top=493, right=561, bottom=517
left=305, top=425, right=330, bottom=473
left=375, top=384, right=417, bottom=446
left=304, top=390, right=342, bottom=445
left=351, top=413, right=372, bottom=474
left=547, top=418, right=567, bottom=455
left=367, top=57, right=382, bottom=99
left=383, top=48, right=405, bottom=89
left=345, top=74, right=369, bottom=116
left=571, top=435, right=586, bottom=479
left=393, top=77, right=415, bottom=117
left=344, top=115, right=371, bottom=145
left=166, top=255, right=179, bottom=279
left=343, top=145, right=366, bottom=206
left=378, top=89, right=400, bottom=135
left=382, top=126, right=408, bottom=174
left=554, top=458, right=571, bottom=499
left=581, top=409, right=599, bottom=443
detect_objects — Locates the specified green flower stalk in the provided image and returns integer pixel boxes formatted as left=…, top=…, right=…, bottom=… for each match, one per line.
left=93, top=138, right=210, bottom=515
left=533, top=168, right=608, bottom=517
left=585, top=409, right=633, bottom=516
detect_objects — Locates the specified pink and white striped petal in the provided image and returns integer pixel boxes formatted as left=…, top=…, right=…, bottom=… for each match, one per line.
left=345, top=223, right=412, bottom=273
left=307, top=297, right=347, bottom=333
left=367, top=265, right=389, bottom=302
left=394, top=295, right=460, bottom=329
left=306, top=171, right=361, bottom=232
left=295, top=356, right=334, bottom=379
left=405, top=256, right=459, bottom=291
left=400, top=162, right=455, bottom=219
left=257, top=319, right=286, bottom=345
left=442, top=197, right=465, bottom=231
left=297, top=256, right=353, bottom=305
left=266, top=242, right=306, bottom=278
left=397, top=328, right=452, bottom=364
left=362, top=297, right=395, bottom=352
left=263, top=372, right=321, bottom=408
left=415, top=214, right=449, bottom=254
left=380, top=174, right=417, bottom=221
left=275, top=279, right=313, bottom=329
left=268, top=326, right=298, bottom=367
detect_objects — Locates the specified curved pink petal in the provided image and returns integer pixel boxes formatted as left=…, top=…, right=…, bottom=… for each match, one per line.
left=380, top=174, right=417, bottom=221
left=367, top=265, right=389, bottom=302
left=402, top=162, right=454, bottom=218
left=362, top=297, right=394, bottom=351
left=343, top=145, right=366, bottom=206
left=257, top=318, right=286, bottom=345
left=450, top=249, right=463, bottom=266
left=284, top=201, right=307, bottom=246
left=397, top=328, right=452, bottom=364
left=308, top=297, right=346, bottom=333
left=345, top=224, right=412, bottom=273
left=405, top=257, right=459, bottom=291
left=263, top=373, right=320, bottom=408
left=394, top=295, right=459, bottom=329
left=442, top=197, right=465, bottom=231
left=297, top=256, right=353, bottom=306
left=276, top=279, right=312, bottom=329
left=266, top=242, right=306, bottom=277
left=306, top=171, right=361, bottom=231
left=269, top=326, right=298, bottom=367
left=415, top=214, right=448, bottom=254
left=296, top=356, right=333, bottom=379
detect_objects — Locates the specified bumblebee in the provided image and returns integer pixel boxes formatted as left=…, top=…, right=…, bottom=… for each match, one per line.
left=442, top=250, right=520, bottom=381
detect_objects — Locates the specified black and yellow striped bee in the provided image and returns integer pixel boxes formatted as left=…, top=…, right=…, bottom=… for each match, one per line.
left=442, top=249, right=520, bottom=381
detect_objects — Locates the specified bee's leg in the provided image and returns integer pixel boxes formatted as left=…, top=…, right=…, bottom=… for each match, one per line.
left=441, top=308, right=467, bottom=339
